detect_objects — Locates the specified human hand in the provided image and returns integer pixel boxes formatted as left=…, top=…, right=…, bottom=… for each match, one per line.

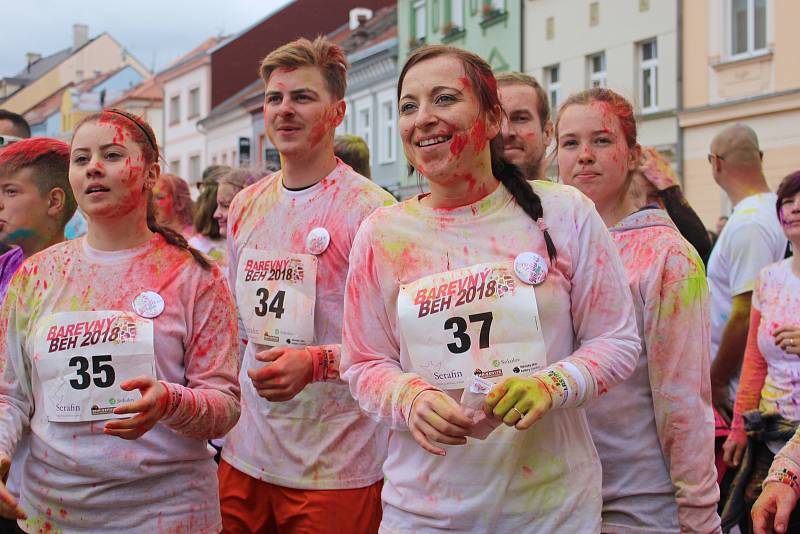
left=723, top=430, right=747, bottom=467
left=0, top=456, right=25, bottom=520
left=408, top=390, right=473, bottom=456
left=774, top=326, right=800, bottom=356
left=639, top=147, right=679, bottom=191
left=753, top=482, right=799, bottom=534
left=484, top=377, right=553, bottom=430
left=104, top=376, right=169, bottom=440
left=247, top=346, right=313, bottom=402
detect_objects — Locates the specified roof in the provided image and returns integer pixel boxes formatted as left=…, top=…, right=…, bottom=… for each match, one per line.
left=198, top=78, right=263, bottom=126
left=6, top=47, right=73, bottom=84
left=110, top=75, right=163, bottom=106
left=157, top=35, right=229, bottom=78
left=328, top=5, right=397, bottom=55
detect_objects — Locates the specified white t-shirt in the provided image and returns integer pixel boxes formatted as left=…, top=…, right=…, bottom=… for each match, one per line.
left=707, top=192, right=787, bottom=393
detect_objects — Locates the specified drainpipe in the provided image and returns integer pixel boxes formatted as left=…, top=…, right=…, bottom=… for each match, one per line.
left=676, top=0, right=685, bottom=185
left=520, top=0, right=525, bottom=71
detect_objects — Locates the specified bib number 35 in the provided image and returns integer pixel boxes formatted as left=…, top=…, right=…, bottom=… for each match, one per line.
left=444, top=312, right=493, bottom=354
left=69, top=355, right=115, bottom=390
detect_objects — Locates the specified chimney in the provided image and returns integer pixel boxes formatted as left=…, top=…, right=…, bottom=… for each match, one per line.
left=26, top=52, right=42, bottom=71
left=349, top=8, right=373, bottom=30
left=73, top=24, right=89, bottom=50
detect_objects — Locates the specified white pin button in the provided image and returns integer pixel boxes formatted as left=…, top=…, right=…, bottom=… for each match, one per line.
left=306, top=227, right=331, bottom=255
left=132, top=291, right=165, bottom=318
left=514, top=252, right=548, bottom=285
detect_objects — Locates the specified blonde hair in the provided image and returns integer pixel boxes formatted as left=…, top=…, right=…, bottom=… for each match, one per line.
left=260, top=36, right=349, bottom=99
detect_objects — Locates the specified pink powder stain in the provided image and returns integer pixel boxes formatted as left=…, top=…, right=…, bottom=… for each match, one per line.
left=522, top=465, right=534, bottom=477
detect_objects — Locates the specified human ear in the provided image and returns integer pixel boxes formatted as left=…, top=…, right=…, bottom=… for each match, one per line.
left=144, top=163, right=160, bottom=190
left=333, top=99, right=346, bottom=128
left=47, top=188, right=67, bottom=218
left=628, top=143, right=642, bottom=172
left=542, top=120, right=554, bottom=147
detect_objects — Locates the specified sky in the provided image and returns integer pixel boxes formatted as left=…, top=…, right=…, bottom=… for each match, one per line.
left=1, top=0, right=294, bottom=77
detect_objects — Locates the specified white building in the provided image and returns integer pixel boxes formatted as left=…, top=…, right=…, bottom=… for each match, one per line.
left=160, top=37, right=226, bottom=186
left=524, top=0, right=679, bottom=166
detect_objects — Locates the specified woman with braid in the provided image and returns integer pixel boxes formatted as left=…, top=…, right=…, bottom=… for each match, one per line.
left=0, top=108, right=240, bottom=533
left=558, top=88, right=720, bottom=533
left=340, top=45, right=640, bottom=532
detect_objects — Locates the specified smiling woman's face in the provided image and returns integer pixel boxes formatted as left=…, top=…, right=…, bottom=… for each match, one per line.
left=398, top=55, right=498, bottom=188
left=69, top=120, right=154, bottom=220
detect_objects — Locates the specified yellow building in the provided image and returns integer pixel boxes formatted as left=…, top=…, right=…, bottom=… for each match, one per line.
left=679, top=0, right=800, bottom=226
left=0, top=25, right=149, bottom=116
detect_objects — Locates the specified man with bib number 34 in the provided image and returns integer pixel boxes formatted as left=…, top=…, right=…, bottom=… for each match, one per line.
left=218, top=37, right=395, bottom=534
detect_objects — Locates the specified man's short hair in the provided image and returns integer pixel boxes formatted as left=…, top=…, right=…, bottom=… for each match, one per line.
left=260, top=36, right=349, bottom=100
left=495, top=71, right=551, bottom=125
left=0, top=138, right=76, bottom=226
left=334, top=135, right=371, bottom=179
left=0, top=110, right=32, bottom=138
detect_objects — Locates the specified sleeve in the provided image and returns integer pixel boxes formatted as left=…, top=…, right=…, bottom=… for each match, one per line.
left=0, top=272, right=34, bottom=459
left=765, top=427, right=800, bottom=498
left=728, top=220, right=784, bottom=297
left=658, top=186, right=713, bottom=261
left=160, top=267, right=241, bottom=439
left=340, top=222, right=436, bottom=430
left=730, top=307, right=768, bottom=442
left=644, top=249, right=721, bottom=533
left=557, top=201, right=641, bottom=406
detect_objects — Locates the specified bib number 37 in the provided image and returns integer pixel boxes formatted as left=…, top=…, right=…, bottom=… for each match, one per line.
left=69, top=354, right=116, bottom=390
left=445, top=312, right=493, bottom=354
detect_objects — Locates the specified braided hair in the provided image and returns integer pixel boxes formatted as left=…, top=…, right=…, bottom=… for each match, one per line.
left=72, top=108, right=211, bottom=269
left=398, top=45, right=557, bottom=262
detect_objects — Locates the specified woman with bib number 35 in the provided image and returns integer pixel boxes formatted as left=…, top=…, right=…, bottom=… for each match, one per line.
left=0, top=109, right=240, bottom=533
left=341, top=45, right=640, bottom=532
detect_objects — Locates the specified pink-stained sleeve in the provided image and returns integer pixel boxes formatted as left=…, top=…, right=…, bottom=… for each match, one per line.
left=341, top=223, right=436, bottom=430
left=563, top=203, right=640, bottom=405
left=730, top=307, right=768, bottom=443
left=765, top=428, right=800, bottom=497
left=645, top=257, right=721, bottom=533
left=0, top=271, right=33, bottom=459
left=160, top=266, right=241, bottom=439
left=226, top=191, right=249, bottom=356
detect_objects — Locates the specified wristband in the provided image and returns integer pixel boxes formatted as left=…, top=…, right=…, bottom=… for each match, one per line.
left=766, top=466, right=800, bottom=497
left=310, top=346, right=339, bottom=382
left=532, top=367, right=574, bottom=408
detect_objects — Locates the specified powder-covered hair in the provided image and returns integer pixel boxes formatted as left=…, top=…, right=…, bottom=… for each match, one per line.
left=397, top=44, right=557, bottom=262
left=72, top=108, right=210, bottom=269
left=0, top=137, right=77, bottom=226
left=334, top=134, right=371, bottom=178
left=260, top=36, right=349, bottom=99
left=555, top=88, right=637, bottom=150
left=776, top=170, right=800, bottom=222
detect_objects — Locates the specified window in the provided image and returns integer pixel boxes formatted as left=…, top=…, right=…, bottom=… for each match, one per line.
left=588, top=52, right=606, bottom=88
left=221, top=153, right=228, bottom=165
left=169, top=95, right=180, bottom=125
left=169, top=159, right=181, bottom=176
left=639, top=39, right=658, bottom=111
left=639, top=0, right=650, bottom=12
left=730, top=0, right=767, bottom=56
left=589, top=1, right=599, bottom=26
left=449, top=0, right=464, bottom=29
left=489, top=0, right=504, bottom=10
left=545, top=65, right=561, bottom=111
left=356, top=104, right=372, bottom=164
left=378, top=95, right=396, bottom=164
left=188, top=87, right=200, bottom=118
left=189, top=154, right=201, bottom=182
left=413, top=0, right=426, bottom=43
left=546, top=17, right=555, bottom=40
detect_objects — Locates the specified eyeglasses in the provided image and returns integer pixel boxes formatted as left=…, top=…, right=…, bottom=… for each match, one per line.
left=0, top=135, right=22, bottom=149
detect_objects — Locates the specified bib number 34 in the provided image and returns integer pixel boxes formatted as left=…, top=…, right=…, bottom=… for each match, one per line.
left=254, top=289, right=286, bottom=318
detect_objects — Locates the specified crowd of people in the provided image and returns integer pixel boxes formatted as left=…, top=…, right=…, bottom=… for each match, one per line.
left=0, top=35, right=796, bottom=534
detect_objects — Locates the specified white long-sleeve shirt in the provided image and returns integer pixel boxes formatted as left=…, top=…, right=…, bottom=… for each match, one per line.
left=0, top=235, right=241, bottom=534
left=341, top=181, right=640, bottom=533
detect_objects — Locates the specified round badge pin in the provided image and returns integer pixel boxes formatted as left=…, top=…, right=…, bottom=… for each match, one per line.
left=132, top=291, right=165, bottom=318
left=306, top=227, right=331, bottom=255
left=514, top=252, right=548, bottom=285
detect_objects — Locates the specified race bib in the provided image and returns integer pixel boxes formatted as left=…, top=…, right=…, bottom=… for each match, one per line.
left=236, top=249, right=317, bottom=346
left=398, top=261, right=547, bottom=390
left=34, top=311, right=156, bottom=422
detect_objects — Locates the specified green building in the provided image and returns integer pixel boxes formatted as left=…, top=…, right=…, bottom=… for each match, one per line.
left=398, top=0, right=521, bottom=73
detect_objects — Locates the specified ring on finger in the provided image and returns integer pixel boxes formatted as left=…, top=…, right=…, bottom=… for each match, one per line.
left=511, top=406, right=525, bottom=419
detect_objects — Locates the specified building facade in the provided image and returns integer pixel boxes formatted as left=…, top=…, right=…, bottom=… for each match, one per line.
left=524, top=0, right=679, bottom=175
left=679, top=0, right=800, bottom=225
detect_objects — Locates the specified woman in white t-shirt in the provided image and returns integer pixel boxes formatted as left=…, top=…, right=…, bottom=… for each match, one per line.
left=0, top=108, right=241, bottom=533
left=340, top=45, right=640, bottom=532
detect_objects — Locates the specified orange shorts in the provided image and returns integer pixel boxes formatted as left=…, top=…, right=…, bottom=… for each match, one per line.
left=218, top=459, right=383, bottom=534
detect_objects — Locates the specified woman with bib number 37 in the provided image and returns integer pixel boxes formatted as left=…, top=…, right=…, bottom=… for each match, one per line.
left=341, top=45, right=640, bottom=532
left=0, top=109, right=240, bottom=533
